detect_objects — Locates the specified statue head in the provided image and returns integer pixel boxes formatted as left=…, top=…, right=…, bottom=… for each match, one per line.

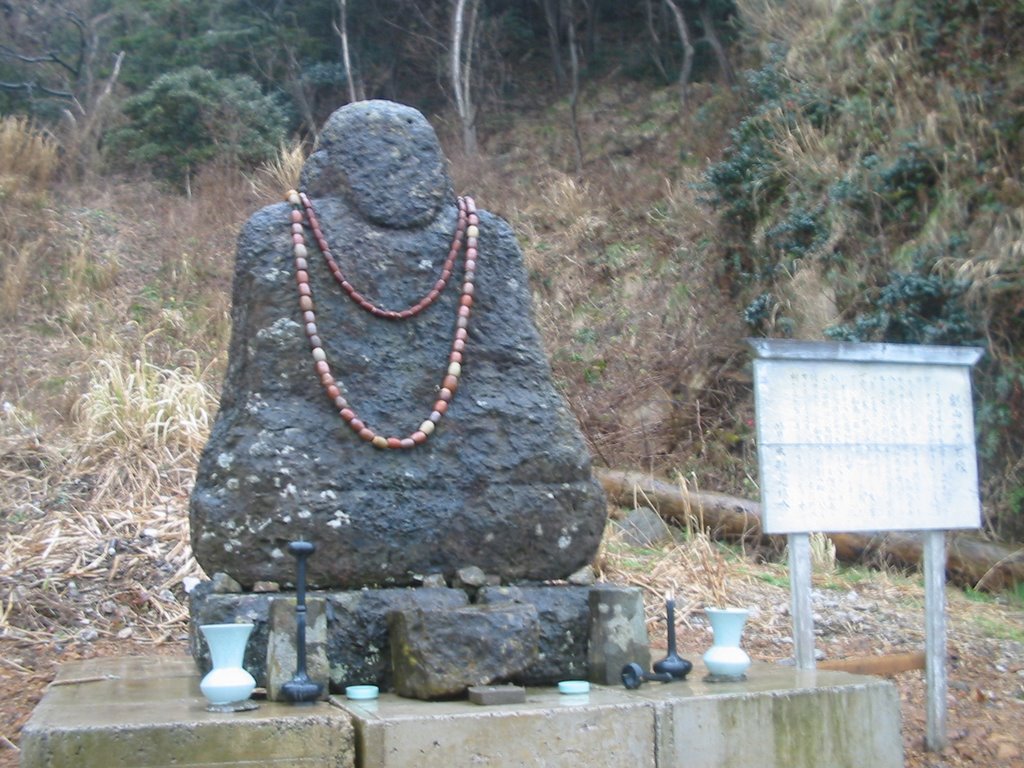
left=299, top=100, right=452, bottom=229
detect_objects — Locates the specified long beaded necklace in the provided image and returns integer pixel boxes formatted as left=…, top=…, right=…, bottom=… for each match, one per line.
left=285, top=189, right=479, bottom=449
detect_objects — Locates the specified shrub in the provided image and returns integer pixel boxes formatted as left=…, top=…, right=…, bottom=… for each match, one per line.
left=108, top=66, right=289, bottom=189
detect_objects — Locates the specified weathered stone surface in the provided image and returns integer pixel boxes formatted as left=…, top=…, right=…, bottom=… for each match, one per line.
left=587, top=584, right=651, bottom=685
left=325, top=587, right=468, bottom=691
left=389, top=604, right=539, bottom=700
left=477, top=585, right=592, bottom=685
left=190, top=584, right=468, bottom=691
left=265, top=597, right=330, bottom=701
left=189, top=99, right=606, bottom=589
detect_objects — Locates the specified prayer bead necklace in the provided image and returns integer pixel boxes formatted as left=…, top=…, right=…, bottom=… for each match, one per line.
left=286, top=189, right=479, bottom=449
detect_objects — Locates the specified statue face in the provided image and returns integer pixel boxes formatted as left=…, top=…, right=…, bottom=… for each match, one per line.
left=300, top=100, right=451, bottom=229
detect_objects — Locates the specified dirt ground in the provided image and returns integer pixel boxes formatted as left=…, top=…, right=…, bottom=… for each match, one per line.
left=1, top=570, right=1021, bottom=768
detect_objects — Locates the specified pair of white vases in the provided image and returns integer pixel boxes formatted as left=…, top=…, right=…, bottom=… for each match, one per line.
left=702, top=607, right=752, bottom=680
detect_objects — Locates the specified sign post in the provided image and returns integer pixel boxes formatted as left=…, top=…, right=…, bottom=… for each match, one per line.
left=748, top=339, right=983, bottom=752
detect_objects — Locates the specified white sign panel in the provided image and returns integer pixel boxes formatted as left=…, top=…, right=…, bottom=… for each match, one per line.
left=749, top=340, right=983, bottom=534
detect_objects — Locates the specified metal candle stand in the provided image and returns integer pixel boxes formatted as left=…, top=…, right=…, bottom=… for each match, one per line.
left=280, top=540, right=324, bottom=704
left=621, top=594, right=692, bottom=690
left=652, top=595, right=692, bottom=680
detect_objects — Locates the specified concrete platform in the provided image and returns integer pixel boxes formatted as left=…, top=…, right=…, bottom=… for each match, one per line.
left=20, top=657, right=354, bottom=768
left=21, top=657, right=904, bottom=768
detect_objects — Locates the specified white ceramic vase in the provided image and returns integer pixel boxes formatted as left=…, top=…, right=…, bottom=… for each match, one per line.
left=702, top=607, right=751, bottom=680
left=199, top=623, right=257, bottom=708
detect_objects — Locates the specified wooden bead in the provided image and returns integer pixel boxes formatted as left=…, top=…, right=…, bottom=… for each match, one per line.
left=460, top=295, right=473, bottom=308
left=387, top=437, right=403, bottom=449
left=359, top=427, right=375, bottom=442
left=443, top=374, right=458, bottom=391
left=372, top=435, right=389, bottom=449
left=450, top=351, right=463, bottom=364
left=433, top=400, right=449, bottom=414
left=349, top=418, right=365, bottom=432
left=320, top=372, right=334, bottom=386
left=327, top=384, right=341, bottom=399
left=299, top=296, right=314, bottom=311
left=340, top=408, right=355, bottom=422
left=295, top=270, right=309, bottom=284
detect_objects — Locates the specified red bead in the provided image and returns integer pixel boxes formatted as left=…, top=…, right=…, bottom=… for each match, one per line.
left=434, top=400, right=449, bottom=414
left=411, top=431, right=427, bottom=444
left=460, top=295, right=473, bottom=308
left=359, top=300, right=375, bottom=312
left=327, top=385, right=341, bottom=399
left=441, top=269, right=452, bottom=281
left=296, top=270, right=309, bottom=284
left=387, top=437, right=403, bottom=449
left=399, top=309, right=414, bottom=319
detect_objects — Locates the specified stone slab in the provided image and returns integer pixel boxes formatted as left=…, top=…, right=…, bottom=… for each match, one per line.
left=631, top=663, right=905, bottom=768
left=19, top=656, right=354, bottom=768
left=334, top=686, right=656, bottom=768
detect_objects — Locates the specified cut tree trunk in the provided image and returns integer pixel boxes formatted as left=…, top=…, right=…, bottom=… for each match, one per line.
left=596, top=468, right=1024, bottom=592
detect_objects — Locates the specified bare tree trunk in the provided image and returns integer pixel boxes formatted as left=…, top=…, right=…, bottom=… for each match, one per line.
left=539, top=0, right=566, bottom=89
left=644, top=0, right=671, bottom=83
left=566, top=1, right=584, bottom=176
left=697, top=1, right=736, bottom=86
left=451, top=0, right=479, bottom=156
left=663, top=0, right=694, bottom=107
left=335, top=0, right=360, bottom=103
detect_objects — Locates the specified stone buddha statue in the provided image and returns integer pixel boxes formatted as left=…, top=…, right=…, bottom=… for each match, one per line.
left=190, top=100, right=606, bottom=589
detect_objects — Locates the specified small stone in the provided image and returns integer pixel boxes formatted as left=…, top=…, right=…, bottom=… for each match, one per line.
left=253, top=581, right=280, bottom=593
left=468, top=685, right=526, bottom=706
left=454, top=565, right=488, bottom=588
left=421, top=573, right=448, bottom=588
left=211, top=572, right=243, bottom=594
left=567, top=565, right=596, bottom=586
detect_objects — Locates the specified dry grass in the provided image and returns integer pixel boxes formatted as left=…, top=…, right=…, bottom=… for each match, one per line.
left=0, top=116, right=59, bottom=193
left=247, top=141, right=307, bottom=205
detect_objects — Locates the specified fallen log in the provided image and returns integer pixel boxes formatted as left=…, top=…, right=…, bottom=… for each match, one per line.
left=818, top=651, right=925, bottom=676
left=596, top=468, right=1024, bottom=592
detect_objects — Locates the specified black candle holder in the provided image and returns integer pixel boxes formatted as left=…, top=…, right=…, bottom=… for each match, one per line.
left=621, top=662, right=673, bottom=690
left=280, top=540, right=324, bottom=705
left=652, top=597, right=692, bottom=680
